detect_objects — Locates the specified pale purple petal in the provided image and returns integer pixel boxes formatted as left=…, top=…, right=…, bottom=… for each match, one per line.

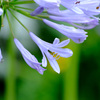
left=29, top=32, right=73, bottom=73
left=34, top=0, right=61, bottom=9
left=43, top=19, right=88, bottom=43
left=70, top=18, right=99, bottom=29
left=0, top=8, right=3, bottom=16
left=45, top=51, right=60, bottom=73
left=14, top=38, right=46, bottom=74
left=54, top=39, right=70, bottom=47
left=50, top=48, right=73, bottom=58
left=61, top=0, right=84, bottom=14
left=0, top=49, right=3, bottom=62
left=30, top=6, right=44, bottom=16
left=53, top=38, right=60, bottom=44
left=61, top=0, right=100, bottom=16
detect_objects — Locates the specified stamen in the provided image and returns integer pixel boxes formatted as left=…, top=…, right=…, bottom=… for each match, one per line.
left=96, top=6, right=99, bottom=9
left=56, top=55, right=60, bottom=60
left=53, top=53, right=58, bottom=58
left=50, top=51, right=60, bottom=60
left=75, top=1, right=80, bottom=4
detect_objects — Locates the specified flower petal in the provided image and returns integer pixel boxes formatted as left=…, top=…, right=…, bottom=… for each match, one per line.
left=14, top=38, right=46, bottom=74
left=0, top=8, right=3, bottom=16
left=43, top=19, right=88, bottom=43
left=34, top=0, right=61, bottom=9
left=23, top=55, right=46, bottom=75
left=30, top=6, right=44, bottom=16
left=53, top=38, right=60, bottom=44
left=50, top=47, right=73, bottom=58
left=45, top=51, right=60, bottom=73
left=54, top=39, right=70, bottom=47
left=0, top=49, right=3, bottom=62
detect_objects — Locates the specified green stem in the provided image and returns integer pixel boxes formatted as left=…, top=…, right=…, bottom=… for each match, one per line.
left=13, top=5, right=34, bottom=11
left=8, top=8, right=29, bottom=33
left=5, top=34, right=16, bottom=100
left=37, top=15, right=49, bottom=18
left=5, top=9, right=14, bottom=37
left=9, top=6, right=42, bottom=20
left=9, top=1, right=35, bottom=5
left=63, top=41, right=80, bottom=100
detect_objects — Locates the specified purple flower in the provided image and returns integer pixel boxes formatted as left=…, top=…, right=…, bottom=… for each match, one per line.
left=61, top=0, right=84, bottom=14
left=0, top=8, right=3, bottom=16
left=30, top=6, right=44, bottom=16
left=34, top=0, right=61, bottom=9
left=29, top=32, right=73, bottom=73
left=14, top=38, right=46, bottom=75
left=48, top=9, right=99, bottom=29
left=61, top=0, right=100, bottom=16
left=0, top=49, right=3, bottom=62
left=31, top=0, right=61, bottom=16
left=43, top=19, right=88, bottom=43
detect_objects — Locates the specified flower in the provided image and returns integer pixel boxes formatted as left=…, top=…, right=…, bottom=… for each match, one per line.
left=48, top=9, right=99, bottom=29
left=61, top=0, right=84, bottom=14
left=34, top=0, right=61, bottom=9
left=31, top=0, right=61, bottom=16
left=43, top=19, right=88, bottom=43
left=0, top=49, right=3, bottom=62
left=30, top=6, right=44, bottom=16
left=14, top=38, right=46, bottom=75
left=0, top=8, right=3, bottom=16
left=61, top=0, right=100, bottom=16
left=29, top=32, right=73, bottom=73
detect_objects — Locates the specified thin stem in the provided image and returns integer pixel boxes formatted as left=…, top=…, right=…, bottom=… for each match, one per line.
left=37, top=15, right=49, bottom=18
left=5, top=36, right=16, bottom=100
left=5, top=9, right=15, bottom=38
left=8, top=8, right=29, bottom=33
left=9, top=6, right=43, bottom=21
left=9, top=1, right=35, bottom=5
left=13, top=5, right=34, bottom=11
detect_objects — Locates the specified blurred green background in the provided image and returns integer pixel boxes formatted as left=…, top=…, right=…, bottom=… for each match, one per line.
left=0, top=1, right=100, bottom=100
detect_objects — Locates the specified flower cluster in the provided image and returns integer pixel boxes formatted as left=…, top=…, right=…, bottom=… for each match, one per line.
left=0, top=0, right=100, bottom=74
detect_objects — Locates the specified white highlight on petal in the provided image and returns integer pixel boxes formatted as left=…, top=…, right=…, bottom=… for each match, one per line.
left=0, top=8, right=3, bottom=16
left=0, top=49, right=3, bottom=62
left=53, top=38, right=60, bottom=44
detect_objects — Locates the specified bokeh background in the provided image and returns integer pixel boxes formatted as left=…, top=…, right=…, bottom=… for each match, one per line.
left=0, top=0, right=100, bottom=100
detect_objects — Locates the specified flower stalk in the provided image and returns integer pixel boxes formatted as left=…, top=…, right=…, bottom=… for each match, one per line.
left=9, top=1, right=35, bottom=5
left=63, top=41, right=80, bottom=100
left=5, top=36, right=16, bottom=100
left=8, top=8, right=29, bottom=33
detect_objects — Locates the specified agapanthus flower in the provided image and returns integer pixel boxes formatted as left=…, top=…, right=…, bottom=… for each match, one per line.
left=14, top=38, right=46, bottom=75
left=34, top=0, right=61, bottom=9
left=0, top=49, right=3, bottom=62
left=48, top=9, right=99, bottom=29
left=0, top=8, right=3, bottom=16
left=31, top=0, right=61, bottom=16
left=43, top=19, right=88, bottom=43
left=29, top=32, right=73, bottom=73
left=61, top=0, right=100, bottom=17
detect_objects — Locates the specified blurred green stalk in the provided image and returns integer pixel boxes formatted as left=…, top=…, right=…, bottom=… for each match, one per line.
left=63, top=41, right=80, bottom=100
left=5, top=36, right=16, bottom=100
